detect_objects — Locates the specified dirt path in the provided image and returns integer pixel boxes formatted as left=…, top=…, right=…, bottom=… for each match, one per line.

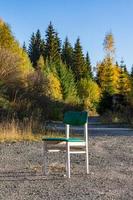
left=0, top=136, right=133, bottom=200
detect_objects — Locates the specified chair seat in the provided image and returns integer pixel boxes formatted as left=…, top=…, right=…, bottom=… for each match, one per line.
left=42, top=137, right=84, bottom=142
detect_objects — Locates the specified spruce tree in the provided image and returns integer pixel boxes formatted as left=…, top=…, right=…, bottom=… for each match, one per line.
left=45, top=22, right=61, bottom=65
left=97, top=33, right=119, bottom=95
left=40, top=39, right=45, bottom=61
left=72, top=38, right=86, bottom=81
left=61, top=37, right=73, bottom=68
left=56, top=63, right=77, bottom=103
left=28, top=29, right=42, bottom=67
left=97, top=57, right=119, bottom=95
left=28, top=33, right=36, bottom=66
left=22, top=42, right=27, bottom=52
left=37, top=55, right=45, bottom=71
left=131, top=65, right=133, bottom=78
left=118, top=59, right=131, bottom=95
left=120, top=58, right=127, bottom=72
left=85, top=52, right=93, bottom=78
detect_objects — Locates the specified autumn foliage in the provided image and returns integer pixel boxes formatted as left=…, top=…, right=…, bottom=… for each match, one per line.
left=0, top=19, right=133, bottom=122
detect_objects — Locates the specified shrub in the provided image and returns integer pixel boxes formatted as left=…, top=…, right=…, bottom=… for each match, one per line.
left=78, top=78, right=101, bottom=111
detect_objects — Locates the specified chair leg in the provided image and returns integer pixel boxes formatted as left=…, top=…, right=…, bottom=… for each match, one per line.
left=43, top=141, right=47, bottom=175
left=66, top=142, right=70, bottom=178
left=86, top=146, right=89, bottom=174
left=85, top=123, right=89, bottom=174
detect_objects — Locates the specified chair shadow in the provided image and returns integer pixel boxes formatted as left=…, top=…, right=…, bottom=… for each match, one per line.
left=0, top=170, right=89, bottom=181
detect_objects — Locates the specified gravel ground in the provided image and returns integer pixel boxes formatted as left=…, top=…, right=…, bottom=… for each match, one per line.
left=0, top=136, right=133, bottom=200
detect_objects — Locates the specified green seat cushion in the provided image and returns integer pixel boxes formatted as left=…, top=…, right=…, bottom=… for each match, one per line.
left=42, top=137, right=84, bottom=142
left=63, top=111, right=88, bottom=126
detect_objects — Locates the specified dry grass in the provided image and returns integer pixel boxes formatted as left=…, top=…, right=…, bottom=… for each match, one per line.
left=0, top=120, right=43, bottom=142
left=0, top=120, right=65, bottom=142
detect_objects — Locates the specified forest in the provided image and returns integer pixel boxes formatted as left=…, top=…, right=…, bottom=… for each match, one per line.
left=0, top=19, right=133, bottom=124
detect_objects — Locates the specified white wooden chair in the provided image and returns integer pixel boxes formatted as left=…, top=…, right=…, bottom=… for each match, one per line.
left=42, top=111, right=89, bottom=178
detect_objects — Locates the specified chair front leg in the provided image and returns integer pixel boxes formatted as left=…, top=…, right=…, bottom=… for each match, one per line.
left=85, top=123, right=89, bottom=174
left=66, top=142, right=71, bottom=178
left=43, top=141, right=48, bottom=175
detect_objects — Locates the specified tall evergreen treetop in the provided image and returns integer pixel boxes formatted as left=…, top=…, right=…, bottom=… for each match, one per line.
left=28, top=33, right=36, bottom=66
left=131, top=65, right=133, bottom=78
left=28, top=29, right=43, bottom=67
left=61, top=37, right=73, bottom=68
left=86, top=52, right=93, bottom=78
left=45, top=22, right=61, bottom=64
left=120, top=58, right=127, bottom=73
left=22, top=42, right=27, bottom=52
left=40, top=39, right=45, bottom=60
left=72, top=38, right=86, bottom=81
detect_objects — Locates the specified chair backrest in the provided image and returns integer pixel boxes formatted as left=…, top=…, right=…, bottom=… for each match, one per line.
left=63, top=111, right=88, bottom=126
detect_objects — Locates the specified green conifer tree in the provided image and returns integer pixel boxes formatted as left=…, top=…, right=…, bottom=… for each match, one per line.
left=22, top=42, right=27, bottom=52
left=72, top=38, right=86, bottom=81
left=37, top=55, right=45, bottom=71
left=61, top=37, right=73, bottom=68
left=118, top=59, right=131, bottom=95
left=28, top=29, right=42, bottom=67
left=45, top=22, right=61, bottom=65
left=131, top=65, right=133, bottom=78
left=40, top=39, right=46, bottom=61
left=56, top=63, right=78, bottom=103
left=85, top=52, right=93, bottom=78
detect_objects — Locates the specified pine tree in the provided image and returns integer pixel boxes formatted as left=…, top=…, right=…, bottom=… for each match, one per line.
left=72, top=38, right=86, bottom=81
left=56, top=63, right=78, bottom=103
left=97, top=33, right=119, bottom=95
left=61, top=37, right=73, bottom=68
left=120, top=58, right=127, bottom=72
left=40, top=39, right=45, bottom=61
left=28, top=33, right=36, bottom=66
left=131, top=65, right=133, bottom=78
left=85, top=52, right=93, bottom=78
left=28, top=29, right=42, bottom=67
left=118, top=59, right=131, bottom=95
left=37, top=55, right=45, bottom=71
left=23, top=42, right=27, bottom=52
left=97, top=57, right=120, bottom=95
left=78, top=78, right=100, bottom=111
left=35, top=29, right=42, bottom=61
left=45, top=22, right=61, bottom=65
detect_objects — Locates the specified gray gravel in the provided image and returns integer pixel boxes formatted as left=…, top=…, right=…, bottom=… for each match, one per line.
left=0, top=136, right=133, bottom=200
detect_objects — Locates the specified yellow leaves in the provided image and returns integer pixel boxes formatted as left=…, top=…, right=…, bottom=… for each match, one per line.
left=97, top=57, right=131, bottom=96
left=47, top=72, right=62, bottom=101
left=103, top=32, right=115, bottom=57
left=18, top=49, right=33, bottom=77
left=37, top=55, right=45, bottom=71
left=0, top=20, right=32, bottom=84
left=118, top=68, right=131, bottom=95
left=0, top=48, right=21, bottom=85
left=0, top=18, right=4, bottom=26
left=97, top=58, right=118, bottom=94
left=78, top=78, right=101, bottom=110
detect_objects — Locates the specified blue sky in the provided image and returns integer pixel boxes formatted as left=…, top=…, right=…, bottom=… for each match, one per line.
left=0, top=0, right=133, bottom=71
